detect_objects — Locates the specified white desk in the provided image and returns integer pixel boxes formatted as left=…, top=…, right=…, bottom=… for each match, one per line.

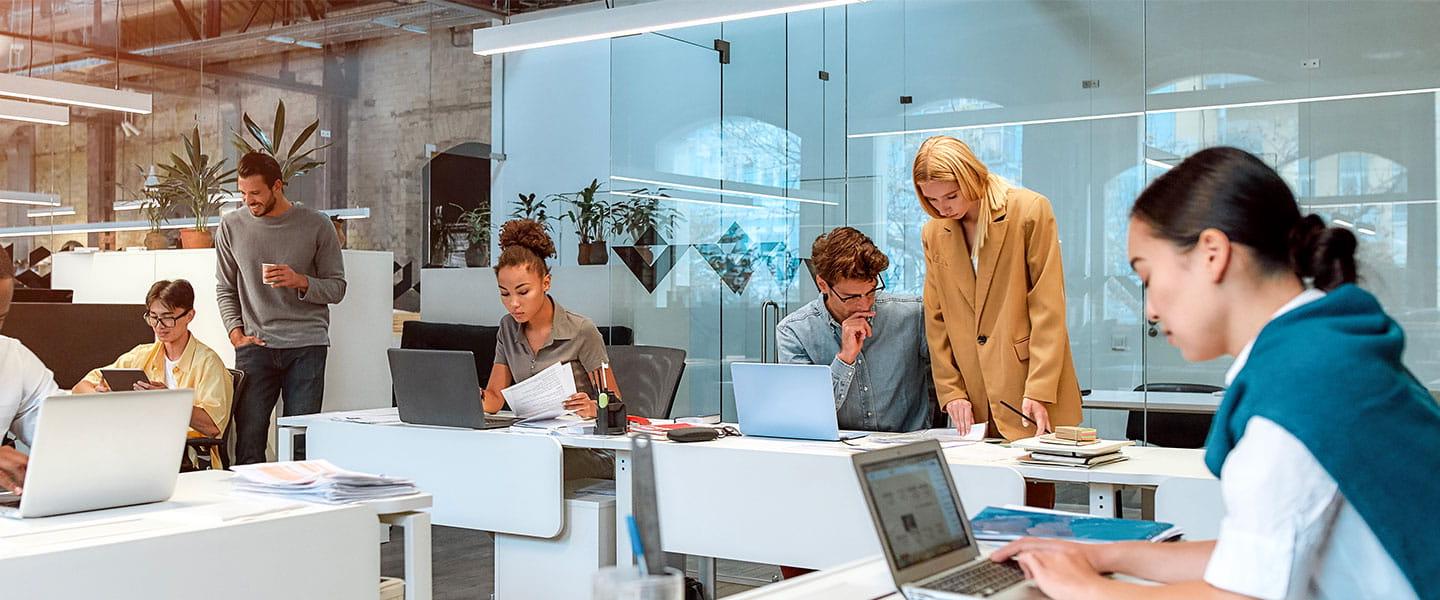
left=0, top=470, right=423, bottom=600
left=727, top=557, right=898, bottom=600
left=1082, top=390, right=1222, bottom=414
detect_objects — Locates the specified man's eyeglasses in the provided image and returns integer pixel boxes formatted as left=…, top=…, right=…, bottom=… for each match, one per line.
left=829, top=278, right=885, bottom=304
left=142, top=310, right=191, bottom=328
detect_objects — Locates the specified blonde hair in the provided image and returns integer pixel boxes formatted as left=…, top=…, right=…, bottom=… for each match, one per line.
left=912, top=135, right=1009, bottom=259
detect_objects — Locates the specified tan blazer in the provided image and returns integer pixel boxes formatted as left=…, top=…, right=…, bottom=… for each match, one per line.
left=921, top=185, right=1082, bottom=441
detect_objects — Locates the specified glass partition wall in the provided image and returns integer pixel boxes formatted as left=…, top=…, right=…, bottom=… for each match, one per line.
left=607, top=0, right=1440, bottom=440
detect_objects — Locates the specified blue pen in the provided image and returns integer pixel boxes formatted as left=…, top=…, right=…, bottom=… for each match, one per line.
left=626, top=515, right=648, bottom=575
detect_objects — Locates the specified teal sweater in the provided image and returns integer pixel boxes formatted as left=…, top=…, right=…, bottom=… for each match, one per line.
left=1205, top=285, right=1440, bottom=598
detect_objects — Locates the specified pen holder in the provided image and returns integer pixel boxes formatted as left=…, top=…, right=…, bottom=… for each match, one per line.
left=597, top=399, right=628, bottom=436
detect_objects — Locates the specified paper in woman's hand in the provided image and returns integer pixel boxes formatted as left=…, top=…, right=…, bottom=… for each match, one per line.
left=501, top=361, right=578, bottom=420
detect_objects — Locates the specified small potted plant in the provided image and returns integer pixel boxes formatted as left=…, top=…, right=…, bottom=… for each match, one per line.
left=156, top=127, right=236, bottom=249
left=118, top=165, right=178, bottom=250
left=556, top=179, right=613, bottom=265
left=611, top=187, right=684, bottom=244
left=509, top=192, right=556, bottom=232
left=457, top=204, right=492, bottom=267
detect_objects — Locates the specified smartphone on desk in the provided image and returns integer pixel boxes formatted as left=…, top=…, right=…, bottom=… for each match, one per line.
left=100, top=369, right=150, bottom=392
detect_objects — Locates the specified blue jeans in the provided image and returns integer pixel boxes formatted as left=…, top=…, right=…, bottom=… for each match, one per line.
left=233, top=344, right=328, bottom=465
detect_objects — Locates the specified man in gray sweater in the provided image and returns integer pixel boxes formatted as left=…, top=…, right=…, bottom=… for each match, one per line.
left=218, top=152, right=346, bottom=464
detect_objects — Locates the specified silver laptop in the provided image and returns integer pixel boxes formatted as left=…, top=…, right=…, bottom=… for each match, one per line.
left=0, top=390, right=192, bottom=518
left=731, top=362, right=866, bottom=441
left=853, top=440, right=1042, bottom=599
left=388, top=348, right=518, bottom=430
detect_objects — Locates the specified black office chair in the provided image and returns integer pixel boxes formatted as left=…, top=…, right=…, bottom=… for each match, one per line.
left=605, top=345, right=686, bottom=419
left=185, top=368, right=246, bottom=471
left=400, top=320, right=638, bottom=392
left=1126, top=383, right=1222, bottom=448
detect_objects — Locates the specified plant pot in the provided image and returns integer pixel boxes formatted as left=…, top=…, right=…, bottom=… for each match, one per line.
left=464, top=241, right=488, bottom=267
left=577, top=241, right=609, bottom=266
left=180, top=228, right=214, bottom=249
left=143, top=231, right=169, bottom=250
left=333, top=220, right=348, bottom=249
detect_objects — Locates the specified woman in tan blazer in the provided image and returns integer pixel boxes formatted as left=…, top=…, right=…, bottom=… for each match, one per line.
left=914, top=135, right=1082, bottom=443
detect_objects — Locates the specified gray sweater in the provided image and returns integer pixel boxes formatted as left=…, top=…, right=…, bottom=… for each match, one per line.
left=215, top=205, right=347, bottom=348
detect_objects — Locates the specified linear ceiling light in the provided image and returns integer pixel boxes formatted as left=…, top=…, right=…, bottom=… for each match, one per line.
left=610, top=175, right=837, bottom=206
left=609, top=190, right=766, bottom=211
left=0, top=191, right=61, bottom=206
left=850, top=85, right=1440, bottom=139
left=0, top=97, right=69, bottom=125
left=27, top=206, right=76, bottom=218
left=0, top=208, right=368, bottom=239
left=474, top=0, right=868, bottom=56
left=0, top=72, right=151, bottom=115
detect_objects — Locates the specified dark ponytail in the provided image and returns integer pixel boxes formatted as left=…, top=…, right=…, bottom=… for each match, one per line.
left=1131, top=147, right=1359, bottom=291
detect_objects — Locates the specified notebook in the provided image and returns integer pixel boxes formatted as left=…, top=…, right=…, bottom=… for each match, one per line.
left=969, top=506, right=1182, bottom=543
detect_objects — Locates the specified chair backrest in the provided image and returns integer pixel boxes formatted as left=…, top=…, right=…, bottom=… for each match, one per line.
left=401, top=321, right=501, bottom=385
left=1127, top=383, right=1223, bottom=447
left=217, top=368, right=246, bottom=469
left=2, top=302, right=153, bottom=388
left=606, top=345, right=686, bottom=419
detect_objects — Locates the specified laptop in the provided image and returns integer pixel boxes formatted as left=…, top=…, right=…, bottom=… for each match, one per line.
left=0, top=389, right=193, bottom=518
left=852, top=440, right=1042, bottom=599
left=731, top=362, right=867, bottom=441
left=388, top=348, right=518, bottom=430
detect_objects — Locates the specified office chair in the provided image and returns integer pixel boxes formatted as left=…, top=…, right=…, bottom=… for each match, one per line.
left=1126, top=383, right=1222, bottom=448
left=605, top=345, right=686, bottom=419
left=185, top=368, right=246, bottom=471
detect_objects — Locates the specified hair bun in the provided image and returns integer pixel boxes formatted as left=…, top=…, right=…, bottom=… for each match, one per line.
left=499, top=219, right=556, bottom=260
left=1290, top=214, right=1358, bottom=291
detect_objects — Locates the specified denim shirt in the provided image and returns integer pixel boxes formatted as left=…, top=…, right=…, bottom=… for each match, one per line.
left=774, top=294, right=932, bottom=433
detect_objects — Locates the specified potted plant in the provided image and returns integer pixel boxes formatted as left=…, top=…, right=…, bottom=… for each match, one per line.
left=156, top=127, right=236, bottom=249
left=232, top=99, right=329, bottom=182
left=457, top=204, right=491, bottom=267
left=556, top=179, right=613, bottom=265
left=509, top=192, right=555, bottom=231
left=611, top=187, right=684, bottom=244
left=118, top=165, right=178, bottom=250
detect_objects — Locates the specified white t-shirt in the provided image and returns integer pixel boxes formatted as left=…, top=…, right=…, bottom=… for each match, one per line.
left=1203, top=289, right=1416, bottom=599
left=163, top=355, right=179, bottom=388
left=0, top=336, right=59, bottom=447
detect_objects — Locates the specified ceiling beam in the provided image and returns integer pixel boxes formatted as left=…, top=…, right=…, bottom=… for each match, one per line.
left=239, top=0, right=265, bottom=34
left=424, top=0, right=509, bottom=18
left=171, top=0, right=204, bottom=41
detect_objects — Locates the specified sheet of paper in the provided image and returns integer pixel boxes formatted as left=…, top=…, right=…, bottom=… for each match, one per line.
left=501, top=361, right=578, bottom=420
left=862, top=423, right=988, bottom=447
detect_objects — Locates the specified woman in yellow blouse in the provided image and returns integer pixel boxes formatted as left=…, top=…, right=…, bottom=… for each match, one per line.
left=914, top=136, right=1083, bottom=442
left=74, top=279, right=233, bottom=463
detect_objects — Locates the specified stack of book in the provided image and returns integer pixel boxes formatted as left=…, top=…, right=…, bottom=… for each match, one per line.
left=231, top=459, right=418, bottom=504
left=1011, top=429, right=1132, bottom=468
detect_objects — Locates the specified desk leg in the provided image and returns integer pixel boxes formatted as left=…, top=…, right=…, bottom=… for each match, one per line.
left=277, top=426, right=304, bottom=462
left=1089, top=483, right=1120, bottom=518
left=614, top=448, right=634, bottom=566
left=698, top=556, right=717, bottom=599
left=380, top=511, right=433, bottom=600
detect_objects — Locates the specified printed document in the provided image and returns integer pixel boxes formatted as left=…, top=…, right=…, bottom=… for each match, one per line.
left=501, top=361, right=577, bottom=420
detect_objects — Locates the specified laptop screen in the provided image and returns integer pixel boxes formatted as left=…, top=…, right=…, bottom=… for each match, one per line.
left=860, top=451, right=972, bottom=570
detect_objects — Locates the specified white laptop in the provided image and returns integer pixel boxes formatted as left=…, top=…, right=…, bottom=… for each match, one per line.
left=731, top=362, right=867, bottom=441
left=853, top=440, right=1044, bottom=599
left=0, top=389, right=193, bottom=518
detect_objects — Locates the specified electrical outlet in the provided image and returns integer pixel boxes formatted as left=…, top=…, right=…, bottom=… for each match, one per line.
left=1110, top=334, right=1130, bottom=352
left=319, top=129, right=332, bottom=139
left=1302, top=58, right=1321, bottom=69
left=1082, top=79, right=1101, bottom=89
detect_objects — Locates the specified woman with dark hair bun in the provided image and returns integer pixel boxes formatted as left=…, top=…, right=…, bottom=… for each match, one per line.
left=989, top=147, right=1436, bottom=599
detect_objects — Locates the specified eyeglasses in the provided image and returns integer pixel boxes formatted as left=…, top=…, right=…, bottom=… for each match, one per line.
left=142, top=310, right=191, bottom=328
left=829, top=278, right=885, bottom=305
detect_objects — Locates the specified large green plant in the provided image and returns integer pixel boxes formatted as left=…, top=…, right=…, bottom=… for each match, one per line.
left=117, top=165, right=179, bottom=234
left=232, top=99, right=328, bottom=182
left=611, top=188, right=683, bottom=243
left=156, top=127, right=236, bottom=231
left=556, top=179, right=613, bottom=244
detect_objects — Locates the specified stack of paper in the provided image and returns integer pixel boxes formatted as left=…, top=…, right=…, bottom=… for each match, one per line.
left=230, top=460, right=418, bottom=504
left=1011, top=436, right=1133, bottom=468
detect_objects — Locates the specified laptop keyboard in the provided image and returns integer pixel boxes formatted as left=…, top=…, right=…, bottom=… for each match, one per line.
left=926, top=560, right=1026, bottom=597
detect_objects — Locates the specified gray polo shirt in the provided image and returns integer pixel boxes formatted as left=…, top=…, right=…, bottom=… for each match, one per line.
left=494, top=297, right=609, bottom=395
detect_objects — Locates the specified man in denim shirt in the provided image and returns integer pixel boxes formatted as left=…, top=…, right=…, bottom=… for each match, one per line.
left=776, top=227, right=932, bottom=433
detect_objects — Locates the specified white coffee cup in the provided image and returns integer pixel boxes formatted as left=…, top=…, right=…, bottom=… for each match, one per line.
left=262, top=262, right=279, bottom=284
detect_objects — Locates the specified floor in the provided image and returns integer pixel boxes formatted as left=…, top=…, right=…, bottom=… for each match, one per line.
left=378, top=483, right=1135, bottom=599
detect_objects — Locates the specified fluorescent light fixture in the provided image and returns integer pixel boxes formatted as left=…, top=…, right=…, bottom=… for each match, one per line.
left=400, top=24, right=427, bottom=34
left=115, top=194, right=238, bottom=212
left=1144, top=158, right=1175, bottom=171
left=0, top=72, right=151, bottom=114
left=0, top=97, right=69, bottom=125
left=1300, top=198, right=1437, bottom=209
left=0, top=190, right=61, bottom=206
left=608, top=190, right=765, bottom=211
left=0, top=207, right=368, bottom=239
left=850, top=85, right=1440, bottom=139
left=265, top=35, right=296, bottom=44
left=1357, top=227, right=1377, bottom=236
left=610, top=175, right=837, bottom=206
left=474, top=0, right=868, bottom=56
left=296, top=40, right=324, bottom=49
left=1332, top=218, right=1355, bottom=228
left=27, top=206, right=75, bottom=218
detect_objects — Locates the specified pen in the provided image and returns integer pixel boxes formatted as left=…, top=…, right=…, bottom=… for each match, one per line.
left=626, top=515, right=648, bottom=575
left=996, top=400, right=1039, bottom=428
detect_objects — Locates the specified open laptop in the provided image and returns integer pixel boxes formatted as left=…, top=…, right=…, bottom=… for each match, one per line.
left=852, top=440, right=1042, bottom=599
left=0, top=389, right=192, bottom=518
left=389, top=348, right=518, bottom=429
left=731, top=362, right=866, bottom=441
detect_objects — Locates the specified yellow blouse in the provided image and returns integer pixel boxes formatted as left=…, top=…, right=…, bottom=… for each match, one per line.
left=81, top=336, right=234, bottom=435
